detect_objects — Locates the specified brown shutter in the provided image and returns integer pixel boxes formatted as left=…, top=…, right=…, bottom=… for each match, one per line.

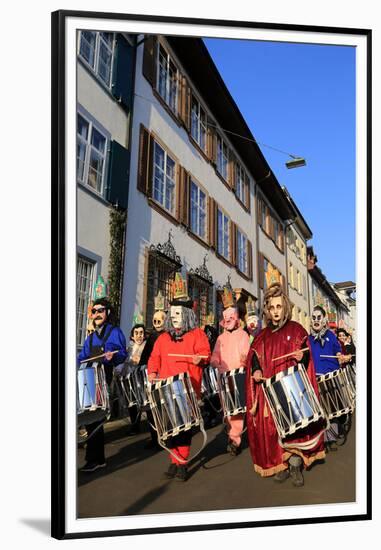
left=142, top=35, right=157, bottom=87
left=179, top=76, right=191, bottom=130
left=279, top=226, right=284, bottom=251
left=248, top=239, right=253, bottom=280
left=258, top=252, right=264, bottom=289
left=137, top=125, right=150, bottom=194
left=208, top=197, right=217, bottom=248
left=257, top=197, right=262, bottom=227
left=228, top=151, right=236, bottom=190
left=245, top=173, right=250, bottom=210
left=178, top=166, right=190, bottom=226
left=230, top=221, right=237, bottom=266
left=207, top=124, right=217, bottom=164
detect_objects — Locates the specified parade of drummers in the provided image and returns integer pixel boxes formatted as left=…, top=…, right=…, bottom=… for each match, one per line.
left=76, top=32, right=356, bottom=516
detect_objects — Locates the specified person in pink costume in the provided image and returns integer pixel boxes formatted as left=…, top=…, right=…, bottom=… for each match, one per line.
left=211, top=304, right=250, bottom=455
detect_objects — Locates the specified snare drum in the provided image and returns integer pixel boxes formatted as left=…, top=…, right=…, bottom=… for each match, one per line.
left=201, top=365, right=220, bottom=399
left=318, top=368, right=354, bottom=418
left=147, top=372, right=203, bottom=441
left=77, top=362, right=110, bottom=425
left=133, top=364, right=150, bottom=410
left=262, top=364, right=325, bottom=439
left=343, top=363, right=356, bottom=406
left=218, top=367, right=246, bottom=417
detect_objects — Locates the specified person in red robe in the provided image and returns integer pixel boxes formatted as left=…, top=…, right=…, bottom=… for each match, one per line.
left=246, top=283, right=325, bottom=487
left=147, top=274, right=211, bottom=481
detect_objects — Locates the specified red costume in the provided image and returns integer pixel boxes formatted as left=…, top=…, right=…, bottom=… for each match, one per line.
left=147, top=327, right=210, bottom=465
left=246, top=320, right=325, bottom=477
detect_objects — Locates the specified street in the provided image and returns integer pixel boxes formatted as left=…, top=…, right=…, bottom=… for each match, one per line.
left=78, top=414, right=355, bottom=518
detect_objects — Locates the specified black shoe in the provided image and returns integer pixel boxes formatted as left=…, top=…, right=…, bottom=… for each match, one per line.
left=144, top=439, right=160, bottom=450
left=328, top=441, right=338, bottom=452
left=274, top=469, right=290, bottom=483
left=290, top=465, right=304, bottom=487
left=227, top=441, right=241, bottom=456
left=175, top=465, right=188, bottom=482
left=79, top=461, right=106, bottom=473
left=127, top=426, right=140, bottom=436
left=163, top=463, right=178, bottom=479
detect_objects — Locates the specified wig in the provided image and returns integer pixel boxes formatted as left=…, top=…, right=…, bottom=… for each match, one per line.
left=263, top=283, right=293, bottom=331
left=164, top=306, right=198, bottom=340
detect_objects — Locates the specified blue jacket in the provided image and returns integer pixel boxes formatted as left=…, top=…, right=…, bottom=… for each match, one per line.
left=309, top=330, right=342, bottom=376
left=77, top=323, right=127, bottom=368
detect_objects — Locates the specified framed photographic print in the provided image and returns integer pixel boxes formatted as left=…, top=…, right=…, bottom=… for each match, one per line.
left=51, top=9, right=371, bottom=539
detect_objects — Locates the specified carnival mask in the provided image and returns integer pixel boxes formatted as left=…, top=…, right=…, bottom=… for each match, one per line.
left=268, top=296, right=284, bottom=327
left=311, top=309, right=326, bottom=333
left=132, top=327, right=145, bottom=345
left=246, top=314, right=259, bottom=332
left=170, top=305, right=183, bottom=329
left=221, top=307, right=239, bottom=331
left=153, top=310, right=166, bottom=332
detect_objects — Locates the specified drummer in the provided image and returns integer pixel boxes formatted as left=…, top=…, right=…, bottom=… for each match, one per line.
left=77, top=297, right=127, bottom=473
left=147, top=273, right=211, bottom=482
left=246, top=283, right=325, bottom=487
left=309, top=306, right=346, bottom=452
left=211, top=287, right=250, bottom=456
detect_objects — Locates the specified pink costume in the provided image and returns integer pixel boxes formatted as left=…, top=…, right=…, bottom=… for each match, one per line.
left=211, top=308, right=250, bottom=448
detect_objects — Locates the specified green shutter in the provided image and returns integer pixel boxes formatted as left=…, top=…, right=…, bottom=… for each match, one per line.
left=112, top=34, right=135, bottom=111
left=106, top=140, right=130, bottom=209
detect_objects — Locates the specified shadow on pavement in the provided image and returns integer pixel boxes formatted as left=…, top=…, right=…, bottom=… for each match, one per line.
left=121, top=482, right=170, bottom=515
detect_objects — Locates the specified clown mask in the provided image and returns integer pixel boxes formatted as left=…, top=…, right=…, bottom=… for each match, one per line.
left=221, top=307, right=239, bottom=331
left=170, top=305, right=183, bottom=330
left=246, top=314, right=259, bottom=335
left=153, top=310, right=166, bottom=332
left=311, top=309, right=326, bottom=334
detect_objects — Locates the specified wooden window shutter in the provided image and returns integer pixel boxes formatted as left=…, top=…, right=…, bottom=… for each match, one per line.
left=177, top=166, right=190, bottom=226
left=257, top=197, right=262, bottom=227
left=207, top=124, right=217, bottom=164
left=208, top=197, right=217, bottom=248
left=279, top=226, right=284, bottom=251
left=179, top=76, right=191, bottom=130
left=248, top=239, right=253, bottom=280
left=142, top=35, right=157, bottom=87
left=137, top=125, right=151, bottom=195
left=258, top=252, right=265, bottom=289
left=111, top=34, right=134, bottom=111
left=228, top=151, right=236, bottom=190
left=245, top=173, right=250, bottom=211
left=106, top=140, right=130, bottom=209
left=230, top=221, right=237, bottom=266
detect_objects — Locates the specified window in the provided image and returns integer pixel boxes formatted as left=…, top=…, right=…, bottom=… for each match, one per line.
left=152, top=141, right=176, bottom=215
left=77, top=257, right=95, bottom=347
left=235, top=163, right=246, bottom=204
left=217, top=208, right=230, bottom=260
left=289, top=262, right=294, bottom=288
left=191, top=96, right=207, bottom=152
left=258, top=198, right=266, bottom=228
left=79, top=31, right=114, bottom=87
left=188, top=274, right=214, bottom=328
left=297, top=270, right=301, bottom=294
left=237, top=229, right=248, bottom=275
left=146, top=252, right=180, bottom=331
left=190, top=180, right=207, bottom=240
left=216, top=135, right=228, bottom=180
left=157, top=44, right=178, bottom=114
left=77, top=113, right=107, bottom=195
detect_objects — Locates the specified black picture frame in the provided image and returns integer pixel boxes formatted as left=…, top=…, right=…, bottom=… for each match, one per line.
left=51, top=9, right=372, bottom=540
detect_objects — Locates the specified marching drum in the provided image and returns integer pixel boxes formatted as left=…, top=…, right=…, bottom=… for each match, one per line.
left=77, top=362, right=110, bottom=425
left=218, top=367, right=246, bottom=417
left=133, top=364, right=150, bottom=410
left=317, top=368, right=354, bottom=418
left=201, top=365, right=220, bottom=399
left=147, top=372, right=203, bottom=441
left=262, top=364, right=325, bottom=439
left=343, top=363, right=356, bottom=406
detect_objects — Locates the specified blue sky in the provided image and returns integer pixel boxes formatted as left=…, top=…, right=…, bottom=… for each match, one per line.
left=204, top=38, right=356, bottom=283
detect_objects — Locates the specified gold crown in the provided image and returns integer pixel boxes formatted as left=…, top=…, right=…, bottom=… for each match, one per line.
left=154, top=290, right=165, bottom=311
left=171, top=273, right=189, bottom=301
left=221, top=286, right=235, bottom=309
left=246, top=296, right=256, bottom=316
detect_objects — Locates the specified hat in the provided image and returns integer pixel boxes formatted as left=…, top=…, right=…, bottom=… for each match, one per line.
left=221, top=285, right=235, bottom=309
left=246, top=296, right=256, bottom=317
left=170, top=273, right=193, bottom=308
left=154, top=290, right=165, bottom=311
left=93, top=274, right=108, bottom=300
left=132, top=311, right=145, bottom=326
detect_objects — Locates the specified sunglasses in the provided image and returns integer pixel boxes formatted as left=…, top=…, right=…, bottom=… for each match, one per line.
left=91, top=306, right=106, bottom=315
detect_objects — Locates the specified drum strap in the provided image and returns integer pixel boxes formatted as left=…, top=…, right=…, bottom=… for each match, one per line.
left=89, top=325, right=114, bottom=356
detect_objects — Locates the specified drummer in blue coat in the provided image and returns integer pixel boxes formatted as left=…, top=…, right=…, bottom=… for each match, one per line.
left=77, top=297, right=127, bottom=473
left=308, top=305, right=346, bottom=452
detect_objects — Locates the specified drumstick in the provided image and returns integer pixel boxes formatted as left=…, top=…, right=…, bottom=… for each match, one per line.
left=80, top=350, right=119, bottom=364
left=167, top=353, right=209, bottom=358
left=320, top=354, right=356, bottom=358
left=272, top=347, right=309, bottom=362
